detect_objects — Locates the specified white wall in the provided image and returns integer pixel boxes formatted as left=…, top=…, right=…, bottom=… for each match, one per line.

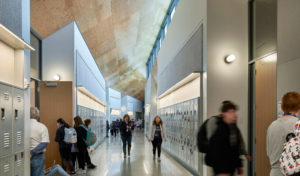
left=207, top=0, right=249, bottom=175
left=42, top=23, right=75, bottom=82
left=277, top=0, right=300, bottom=100
left=157, top=0, right=206, bottom=96
left=74, top=23, right=106, bottom=104
left=109, top=88, right=121, bottom=109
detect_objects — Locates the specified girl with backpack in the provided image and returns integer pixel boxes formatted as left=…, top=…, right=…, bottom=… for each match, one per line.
left=83, top=119, right=96, bottom=169
left=73, top=116, right=88, bottom=174
left=55, top=118, right=76, bottom=174
left=148, top=116, right=166, bottom=161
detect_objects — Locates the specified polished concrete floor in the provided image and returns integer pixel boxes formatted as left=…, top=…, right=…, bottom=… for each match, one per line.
left=87, top=131, right=193, bottom=176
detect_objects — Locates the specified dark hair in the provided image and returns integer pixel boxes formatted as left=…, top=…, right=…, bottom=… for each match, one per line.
left=84, top=119, right=91, bottom=126
left=282, top=92, right=300, bottom=113
left=220, top=101, right=238, bottom=113
left=123, top=114, right=130, bottom=121
left=74, top=116, right=83, bottom=128
left=152, top=116, right=163, bottom=125
left=57, top=118, right=70, bottom=128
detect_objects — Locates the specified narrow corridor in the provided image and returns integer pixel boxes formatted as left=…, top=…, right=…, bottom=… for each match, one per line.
left=87, top=132, right=193, bottom=176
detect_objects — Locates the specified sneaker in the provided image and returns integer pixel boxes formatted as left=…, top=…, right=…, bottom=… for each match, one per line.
left=77, top=169, right=86, bottom=174
left=153, top=156, right=156, bottom=160
left=87, top=164, right=96, bottom=169
left=158, top=157, right=161, bottom=162
left=70, top=171, right=76, bottom=175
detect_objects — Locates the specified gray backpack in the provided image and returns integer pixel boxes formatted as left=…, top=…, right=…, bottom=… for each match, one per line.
left=64, top=128, right=77, bottom=144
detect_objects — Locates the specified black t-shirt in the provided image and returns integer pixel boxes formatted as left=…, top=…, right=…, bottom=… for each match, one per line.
left=154, top=125, right=162, bottom=139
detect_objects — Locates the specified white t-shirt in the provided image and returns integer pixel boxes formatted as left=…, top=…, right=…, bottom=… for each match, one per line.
left=30, top=119, right=50, bottom=151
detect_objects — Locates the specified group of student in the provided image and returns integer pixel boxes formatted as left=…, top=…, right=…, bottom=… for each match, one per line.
left=108, top=118, right=143, bottom=137
left=30, top=107, right=96, bottom=176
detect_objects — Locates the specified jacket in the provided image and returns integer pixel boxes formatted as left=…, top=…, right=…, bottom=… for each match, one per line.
left=120, top=121, right=132, bottom=137
left=205, top=119, right=243, bottom=173
left=75, top=125, right=87, bottom=149
left=149, top=124, right=166, bottom=141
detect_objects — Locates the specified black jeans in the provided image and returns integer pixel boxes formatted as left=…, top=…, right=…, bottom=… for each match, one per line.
left=152, top=137, right=162, bottom=157
left=59, top=147, right=75, bottom=172
left=121, top=135, right=132, bottom=148
left=76, top=146, right=90, bottom=170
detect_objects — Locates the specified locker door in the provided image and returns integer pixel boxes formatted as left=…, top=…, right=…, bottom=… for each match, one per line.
left=0, top=155, right=13, bottom=176
left=13, top=152, right=24, bottom=176
left=0, top=84, right=13, bottom=157
left=13, top=88, right=24, bottom=153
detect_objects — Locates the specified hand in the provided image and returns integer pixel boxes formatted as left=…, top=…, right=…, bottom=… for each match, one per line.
left=246, top=154, right=252, bottom=162
left=148, top=139, right=151, bottom=142
left=237, top=168, right=243, bottom=175
left=30, top=154, right=32, bottom=159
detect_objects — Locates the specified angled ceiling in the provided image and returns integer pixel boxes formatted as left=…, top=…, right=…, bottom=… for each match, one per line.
left=31, top=0, right=171, bottom=100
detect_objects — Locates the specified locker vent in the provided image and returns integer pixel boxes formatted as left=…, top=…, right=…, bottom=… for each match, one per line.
left=17, top=96, right=22, bottom=103
left=4, top=133, right=10, bottom=147
left=17, top=132, right=22, bottom=145
left=3, top=163, right=10, bottom=173
left=4, top=93, right=9, bottom=100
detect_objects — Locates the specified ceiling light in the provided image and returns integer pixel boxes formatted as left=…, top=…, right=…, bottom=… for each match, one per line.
left=53, top=74, right=61, bottom=81
left=225, top=54, right=236, bottom=63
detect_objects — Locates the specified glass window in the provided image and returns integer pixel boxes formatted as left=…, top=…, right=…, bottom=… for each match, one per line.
left=30, top=32, right=41, bottom=79
left=252, top=0, right=277, bottom=60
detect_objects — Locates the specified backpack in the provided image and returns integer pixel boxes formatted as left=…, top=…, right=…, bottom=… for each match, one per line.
left=197, top=116, right=221, bottom=153
left=280, top=121, right=300, bottom=176
left=64, top=127, right=77, bottom=144
left=80, top=124, right=97, bottom=147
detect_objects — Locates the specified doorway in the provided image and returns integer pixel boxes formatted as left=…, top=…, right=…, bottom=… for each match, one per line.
left=250, top=53, right=277, bottom=176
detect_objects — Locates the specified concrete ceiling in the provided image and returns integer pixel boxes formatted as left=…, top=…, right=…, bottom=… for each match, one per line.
left=31, top=0, right=171, bottom=100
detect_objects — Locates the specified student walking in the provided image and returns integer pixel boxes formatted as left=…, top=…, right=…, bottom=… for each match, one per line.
left=55, top=118, right=75, bottom=174
left=120, top=114, right=133, bottom=158
left=30, top=107, right=50, bottom=176
left=267, top=92, right=300, bottom=176
left=202, top=101, right=244, bottom=176
left=148, top=116, right=166, bottom=161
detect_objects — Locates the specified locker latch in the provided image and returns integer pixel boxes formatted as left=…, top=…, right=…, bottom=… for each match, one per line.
left=1, top=108, right=5, bottom=120
left=15, top=109, right=18, bottom=120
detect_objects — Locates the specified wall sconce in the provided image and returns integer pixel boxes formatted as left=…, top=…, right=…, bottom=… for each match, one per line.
left=53, top=74, right=61, bottom=81
left=225, top=54, right=236, bottom=63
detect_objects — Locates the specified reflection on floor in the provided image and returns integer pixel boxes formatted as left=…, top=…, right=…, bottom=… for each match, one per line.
left=87, top=131, right=193, bottom=176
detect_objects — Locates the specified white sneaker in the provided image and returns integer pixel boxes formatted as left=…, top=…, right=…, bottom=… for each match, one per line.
left=158, top=157, right=161, bottom=161
left=77, top=169, right=87, bottom=174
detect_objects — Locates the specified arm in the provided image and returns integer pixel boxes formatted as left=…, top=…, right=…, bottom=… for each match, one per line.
left=30, top=142, right=48, bottom=156
left=55, top=128, right=64, bottom=143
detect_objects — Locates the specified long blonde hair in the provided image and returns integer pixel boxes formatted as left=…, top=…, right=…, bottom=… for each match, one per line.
left=152, top=116, right=163, bottom=125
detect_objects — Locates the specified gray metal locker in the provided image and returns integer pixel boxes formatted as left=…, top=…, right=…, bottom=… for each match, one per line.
left=0, top=155, right=13, bottom=176
left=0, top=84, right=13, bottom=157
left=14, top=152, right=24, bottom=176
left=13, top=88, right=24, bottom=153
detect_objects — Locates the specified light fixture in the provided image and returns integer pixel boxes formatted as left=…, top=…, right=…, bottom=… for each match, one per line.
left=225, top=54, right=236, bottom=63
left=53, top=74, right=61, bottom=81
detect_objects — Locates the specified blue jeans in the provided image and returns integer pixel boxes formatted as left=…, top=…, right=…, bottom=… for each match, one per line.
left=30, top=154, right=45, bottom=176
left=45, top=164, right=70, bottom=176
left=121, top=135, right=132, bottom=148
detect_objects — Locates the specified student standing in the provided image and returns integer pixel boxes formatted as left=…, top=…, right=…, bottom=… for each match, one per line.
left=148, top=116, right=166, bottom=161
left=120, top=114, right=133, bottom=158
left=30, top=107, right=50, bottom=176
left=267, top=92, right=300, bottom=176
left=55, top=118, right=75, bottom=174
left=73, top=116, right=88, bottom=174
left=84, top=119, right=96, bottom=169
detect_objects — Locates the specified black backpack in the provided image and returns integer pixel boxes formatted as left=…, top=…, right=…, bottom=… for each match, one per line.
left=197, top=116, right=222, bottom=153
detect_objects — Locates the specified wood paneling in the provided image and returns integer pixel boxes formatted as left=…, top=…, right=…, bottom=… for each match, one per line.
left=255, top=54, right=277, bottom=176
left=39, top=81, right=73, bottom=169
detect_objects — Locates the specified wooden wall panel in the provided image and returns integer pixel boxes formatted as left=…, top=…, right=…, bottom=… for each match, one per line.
left=255, top=54, right=277, bottom=176
left=39, top=81, right=73, bottom=169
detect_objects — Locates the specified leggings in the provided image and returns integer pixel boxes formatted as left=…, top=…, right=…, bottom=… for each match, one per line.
left=152, top=137, right=162, bottom=157
left=121, top=135, right=132, bottom=148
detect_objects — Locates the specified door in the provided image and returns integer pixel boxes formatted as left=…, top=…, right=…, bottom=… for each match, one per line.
left=255, top=53, right=277, bottom=176
left=39, top=81, right=73, bottom=169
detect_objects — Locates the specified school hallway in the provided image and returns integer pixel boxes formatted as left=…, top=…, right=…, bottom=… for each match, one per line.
left=86, top=132, right=193, bottom=176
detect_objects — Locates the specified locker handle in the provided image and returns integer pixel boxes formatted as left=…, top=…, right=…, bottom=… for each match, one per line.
left=15, top=109, right=18, bottom=119
left=1, top=108, right=5, bottom=120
